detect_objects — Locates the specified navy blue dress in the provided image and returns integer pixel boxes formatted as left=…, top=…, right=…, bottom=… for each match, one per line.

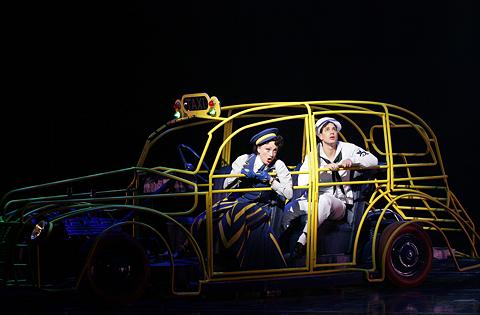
left=192, top=154, right=287, bottom=270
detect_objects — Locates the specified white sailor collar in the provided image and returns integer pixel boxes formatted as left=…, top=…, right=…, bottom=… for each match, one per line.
left=318, top=141, right=344, bottom=162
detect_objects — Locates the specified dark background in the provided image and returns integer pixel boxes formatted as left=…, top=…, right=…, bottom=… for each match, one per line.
left=3, top=1, right=478, bottom=220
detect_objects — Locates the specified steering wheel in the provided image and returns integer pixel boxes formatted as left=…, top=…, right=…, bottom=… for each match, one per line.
left=177, top=144, right=210, bottom=183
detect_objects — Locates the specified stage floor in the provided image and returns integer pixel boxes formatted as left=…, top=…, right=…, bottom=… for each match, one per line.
left=1, top=267, right=479, bottom=314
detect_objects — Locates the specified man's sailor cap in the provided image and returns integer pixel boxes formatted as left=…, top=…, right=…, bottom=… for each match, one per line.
left=315, top=117, right=342, bottom=136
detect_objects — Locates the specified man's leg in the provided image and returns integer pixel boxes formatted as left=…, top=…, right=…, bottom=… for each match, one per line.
left=294, top=194, right=346, bottom=257
left=281, top=198, right=308, bottom=232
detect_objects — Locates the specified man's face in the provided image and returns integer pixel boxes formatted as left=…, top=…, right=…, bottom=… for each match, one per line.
left=257, top=141, right=278, bottom=165
left=319, top=122, right=339, bottom=145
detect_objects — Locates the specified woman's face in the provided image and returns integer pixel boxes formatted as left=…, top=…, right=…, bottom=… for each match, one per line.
left=257, top=140, right=278, bottom=165
left=319, top=122, right=339, bottom=145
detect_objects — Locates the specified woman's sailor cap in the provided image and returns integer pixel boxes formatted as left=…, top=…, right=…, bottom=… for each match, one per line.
left=250, top=128, right=279, bottom=145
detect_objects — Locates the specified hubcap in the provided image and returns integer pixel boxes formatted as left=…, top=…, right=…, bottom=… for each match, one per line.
left=391, top=234, right=425, bottom=277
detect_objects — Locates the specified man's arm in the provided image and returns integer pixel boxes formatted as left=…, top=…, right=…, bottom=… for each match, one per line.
left=349, top=145, right=378, bottom=168
left=297, top=154, right=310, bottom=187
left=271, top=160, right=293, bottom=200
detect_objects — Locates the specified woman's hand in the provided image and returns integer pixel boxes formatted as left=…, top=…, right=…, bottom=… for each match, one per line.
left=241, top=168, right=256, bottom=179
left=255, top=170, right=272, bottom=184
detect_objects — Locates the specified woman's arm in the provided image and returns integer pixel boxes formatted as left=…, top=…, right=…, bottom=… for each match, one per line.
left=223, top=154, right=249, bottom=188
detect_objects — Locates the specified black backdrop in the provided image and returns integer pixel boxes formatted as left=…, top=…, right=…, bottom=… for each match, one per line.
left=3, top=1, right=478, bottom=221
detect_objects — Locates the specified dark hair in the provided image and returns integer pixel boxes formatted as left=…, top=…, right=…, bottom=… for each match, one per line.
left=319, top=121, right=338, bottom=134
left=252, top=135, right=284, bottom=153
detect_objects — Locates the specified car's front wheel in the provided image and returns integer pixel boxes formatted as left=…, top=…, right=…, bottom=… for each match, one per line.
left=85, top=233, right=150, bottom=304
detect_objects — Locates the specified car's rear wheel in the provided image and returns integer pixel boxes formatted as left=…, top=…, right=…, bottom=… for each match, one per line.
left=85, top=233, right=150, bottom=304
left=378, top=222, right=432, bottom=288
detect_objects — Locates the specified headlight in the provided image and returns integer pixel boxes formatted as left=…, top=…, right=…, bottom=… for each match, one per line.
left=31, top=220, right=48, bottom=240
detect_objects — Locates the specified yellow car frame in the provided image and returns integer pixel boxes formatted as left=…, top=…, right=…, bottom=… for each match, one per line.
left=1, top=93, right=479, bottom=303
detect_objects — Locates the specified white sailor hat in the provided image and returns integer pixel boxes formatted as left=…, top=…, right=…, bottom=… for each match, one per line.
left=315, top=117, right=342, bottom=137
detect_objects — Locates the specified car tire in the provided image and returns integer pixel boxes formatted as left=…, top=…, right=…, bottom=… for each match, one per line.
left=85, top=232, right=150, bottom=305
left=378, top=222, right=432, bottom=288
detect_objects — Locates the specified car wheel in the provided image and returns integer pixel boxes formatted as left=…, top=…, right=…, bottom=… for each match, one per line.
left=86, top=233, right=150, bottom=304
left=378, top=222, right=432, bottom=288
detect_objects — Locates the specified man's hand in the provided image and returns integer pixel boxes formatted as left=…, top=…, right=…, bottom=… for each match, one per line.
left=325, top=163, right=339, bottom=171
left=339, top=159, right=353, bottom=168
left=325, top=159, right=353, bottom=171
